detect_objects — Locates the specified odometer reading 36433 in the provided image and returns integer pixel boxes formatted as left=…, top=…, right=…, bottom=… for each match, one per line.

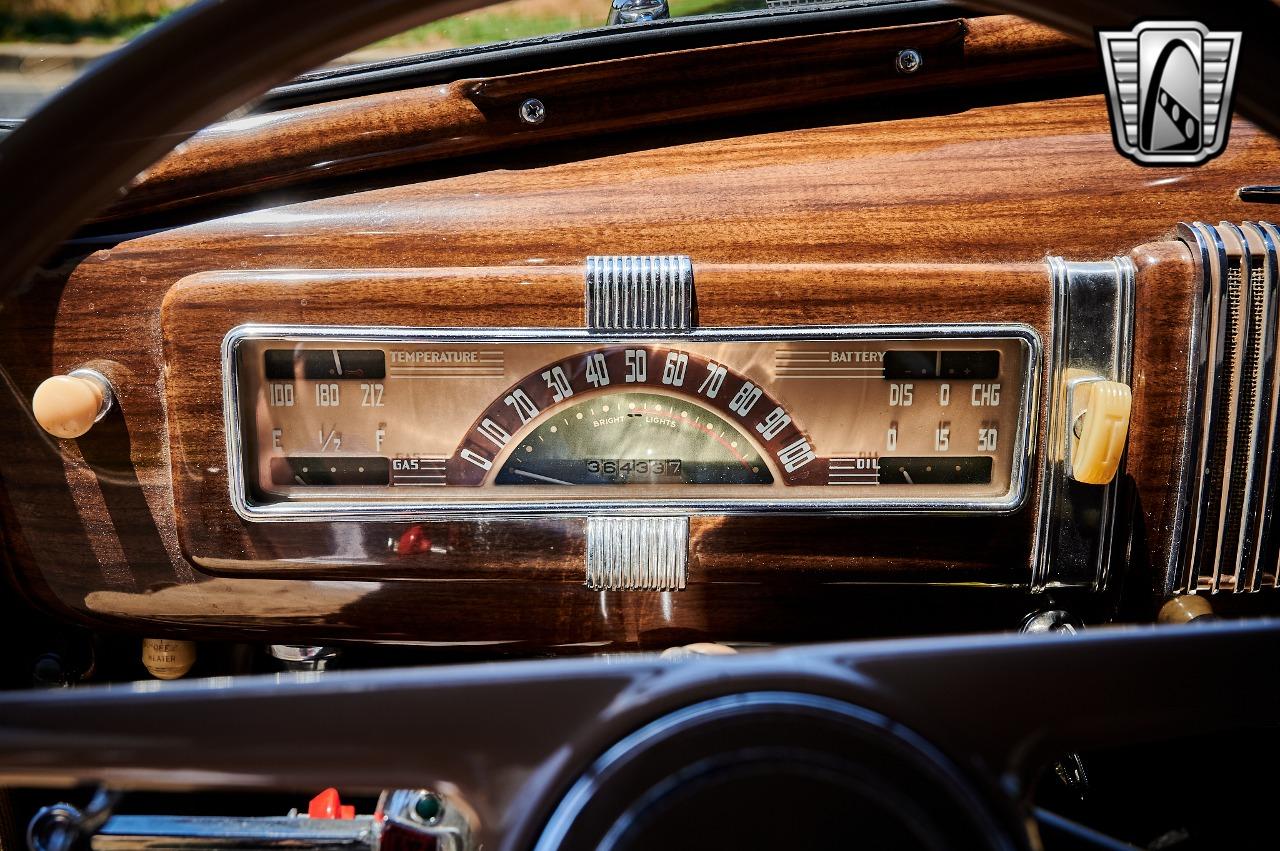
left=227, top=327, right=1037, bottom=517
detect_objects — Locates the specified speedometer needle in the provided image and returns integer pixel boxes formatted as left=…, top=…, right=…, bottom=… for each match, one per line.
left=509, top=468, right=574, bottom=486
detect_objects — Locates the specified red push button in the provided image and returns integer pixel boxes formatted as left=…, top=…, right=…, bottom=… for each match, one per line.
left=308, top=788, right=355, bottom=819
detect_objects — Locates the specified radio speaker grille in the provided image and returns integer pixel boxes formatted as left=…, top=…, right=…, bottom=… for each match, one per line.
left=1177, top=221, right=1279, bottom=593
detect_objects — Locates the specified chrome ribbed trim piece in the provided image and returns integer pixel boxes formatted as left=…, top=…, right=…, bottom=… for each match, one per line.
left=1239, top=186, right=1280, bottom=203
left=584, top=255, right=693, bottom=332
left=1033, top=258, right=1134, bottom=591
left=1177, top=221, right=1280, bottom=593
left=585, top=516, right=688, bottom=591
left=1251, top=222, right=1280, bottom=591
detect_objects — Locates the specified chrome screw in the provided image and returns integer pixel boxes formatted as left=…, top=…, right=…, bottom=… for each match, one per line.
left=1021, top=609, right=1081, bottom=635
left=518, top=98, right=546, bottom=126
left=895, top=48, right=922, bottom=74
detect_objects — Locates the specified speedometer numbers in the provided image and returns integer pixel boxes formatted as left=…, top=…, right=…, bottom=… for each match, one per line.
left=451, top=347, right=811, bottom=487
left=493, top=392, right=774, bottom=486
left=231, top=329, right=1034, bottom=513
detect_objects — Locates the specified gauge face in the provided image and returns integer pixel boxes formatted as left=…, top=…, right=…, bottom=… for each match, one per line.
left=494, top=392, right=774, bottom=486
left=229, top=328, right=1037, bottom=516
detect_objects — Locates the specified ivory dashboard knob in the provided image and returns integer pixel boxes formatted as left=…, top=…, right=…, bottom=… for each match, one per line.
left=142, top=638, right=196, bottom=680
left=1158, top=595, right=1215, bottom=624
left=1068, top=379, right=1132, bottom=485
left=32, top=369, right=113, bottom=438
left=659, top=642, right=739, bottom=660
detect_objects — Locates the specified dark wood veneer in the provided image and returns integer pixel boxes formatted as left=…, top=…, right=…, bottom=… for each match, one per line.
left=107, top=16, right=1094, bottom=220
left=1125, top=240, right=1199, bottom=591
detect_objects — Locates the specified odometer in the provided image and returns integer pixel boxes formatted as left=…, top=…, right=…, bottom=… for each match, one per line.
left=225, top=326, right=1037, bottom=518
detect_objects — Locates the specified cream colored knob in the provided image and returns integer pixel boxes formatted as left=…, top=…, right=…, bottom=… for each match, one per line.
left=659, top=642, right=738, bottom=660
left=1068, top=379, right=1132, bottom=485
left=32, top=370, right=112, bottom=438
left=142, top=638, right=196, bottom=680
left=1158, top=595, right=1214, bottom=624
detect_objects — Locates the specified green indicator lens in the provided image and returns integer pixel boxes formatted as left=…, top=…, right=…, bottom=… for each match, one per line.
left=495, top=392, right=772, bottom=486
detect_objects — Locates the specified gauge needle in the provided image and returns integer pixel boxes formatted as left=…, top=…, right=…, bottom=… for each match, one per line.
left=510, top=468, right=574, bottom=486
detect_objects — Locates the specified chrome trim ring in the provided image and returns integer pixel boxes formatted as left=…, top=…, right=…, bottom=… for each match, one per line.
left=220, top=323, right=1040, bottom=521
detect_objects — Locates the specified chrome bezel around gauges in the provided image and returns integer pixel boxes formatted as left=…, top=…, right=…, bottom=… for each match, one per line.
left=222, top=323, right=1040, bottom=521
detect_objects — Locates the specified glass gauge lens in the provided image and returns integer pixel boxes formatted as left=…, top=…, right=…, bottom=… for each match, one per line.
left=494, top=392, right=773, bottom=486
left=229, top=332, right=1036, bottom=516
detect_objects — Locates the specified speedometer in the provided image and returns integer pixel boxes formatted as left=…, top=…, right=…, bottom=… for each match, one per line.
left=225, top=326, right=1037, bottom=518
left=493, top=392, right=774, bottom=486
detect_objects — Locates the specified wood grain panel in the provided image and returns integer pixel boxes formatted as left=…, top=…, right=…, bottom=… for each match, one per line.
left=108, top=15, right=1094, bottom=220
left=0, top=75, right=1272, bottom=646
left=1125, top=241, right=1199, bottom=593
left=160, top=263, right=1049, bottom=589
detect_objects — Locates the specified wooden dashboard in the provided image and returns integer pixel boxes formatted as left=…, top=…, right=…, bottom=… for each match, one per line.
left=0, top=15, right=1276, bottom=650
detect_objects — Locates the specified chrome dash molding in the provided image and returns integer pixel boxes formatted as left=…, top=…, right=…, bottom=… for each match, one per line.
left=1033, top=257, right=1135, bottom=592
left=585, top=255, right=693, bottom=332
left=220, top=323, right=1040, bottom=522
left=1238, top=186, right=1280, bottom=203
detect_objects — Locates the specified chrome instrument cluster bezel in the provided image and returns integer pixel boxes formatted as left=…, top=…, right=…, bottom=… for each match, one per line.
left=222, top=323, right=1041, bottom=521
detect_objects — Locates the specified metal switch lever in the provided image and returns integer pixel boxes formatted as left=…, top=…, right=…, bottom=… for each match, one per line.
left=1067, top=377, right=1132, bottom=485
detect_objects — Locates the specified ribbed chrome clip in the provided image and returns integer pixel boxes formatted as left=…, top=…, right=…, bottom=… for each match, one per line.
left=585, top=516, right=689, bottom=591
left=584, top=255, right=694, bottom=332
left=1033, top=257, right=1134, bottom=592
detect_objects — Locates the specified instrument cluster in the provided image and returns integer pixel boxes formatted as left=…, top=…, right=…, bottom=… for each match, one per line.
left=227, top=326, right=1037, bottom=518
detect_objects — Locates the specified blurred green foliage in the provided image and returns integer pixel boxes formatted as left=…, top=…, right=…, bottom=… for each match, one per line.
left=1, top=0, right=764, bottom=46
left=0, top=0, right=177, bottom=42
left=0, top=9, right=160, bottom=42
left=386, top=0, right=760, bottom=50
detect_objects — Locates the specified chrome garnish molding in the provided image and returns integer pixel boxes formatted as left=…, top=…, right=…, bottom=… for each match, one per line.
left=585, top=255, right=693, bottom=332
left=1176, top=222, right=1279, bottom=593
left=585, top=515, right=688, bottom=591
left=1033, top=258, right=1135, bottom=591
left=221, top=324, right=1039, bottom=521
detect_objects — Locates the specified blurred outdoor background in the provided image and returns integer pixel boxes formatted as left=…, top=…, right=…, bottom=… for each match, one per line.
left=0, top=0, right=755, bottom=116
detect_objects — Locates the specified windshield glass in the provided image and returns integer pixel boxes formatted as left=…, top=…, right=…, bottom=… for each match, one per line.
left=0, top=0, right=799, bottom=120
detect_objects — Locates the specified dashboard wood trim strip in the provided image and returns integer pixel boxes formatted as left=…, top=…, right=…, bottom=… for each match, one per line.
left=103, top=15, right=1094, bottom=221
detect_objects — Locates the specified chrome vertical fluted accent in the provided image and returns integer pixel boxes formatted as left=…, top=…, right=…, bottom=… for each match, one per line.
left=585, top=516, right=688, bottom=591
left=585, top=255, right=693, bottom=332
